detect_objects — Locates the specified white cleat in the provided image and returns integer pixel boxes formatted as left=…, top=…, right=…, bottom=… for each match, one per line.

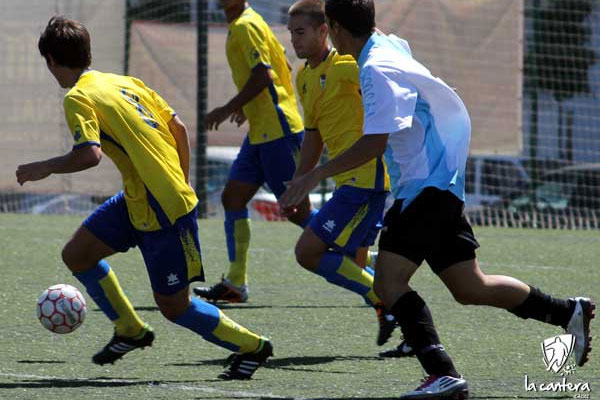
left=400, top=375, right=469, bottom=400
left=566, top=297, right=595, bottom=367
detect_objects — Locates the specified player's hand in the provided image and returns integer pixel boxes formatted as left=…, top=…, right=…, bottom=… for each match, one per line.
left=279, top=170, right=320, bottom=211
left=16, top=161, right=51, bottom=185
left=230, top=109, right=247, bottom=127
left=205, top=106, right=232, bottom=131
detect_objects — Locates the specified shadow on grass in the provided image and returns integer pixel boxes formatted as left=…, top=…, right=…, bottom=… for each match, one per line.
left=168, top=354, right=382, bottom=374
left=90, top=304, right=368, bottom=313
left=0, top=377, right=164, bottom=389
left=17, top=360, right=66, bottom=364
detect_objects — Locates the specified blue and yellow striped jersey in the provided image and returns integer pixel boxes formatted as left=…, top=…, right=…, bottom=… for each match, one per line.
left=63, top=70, right=197, bottom=231
left=226, top=7, right=304, bottom=144
left=296, top=49, right=390, bottom=191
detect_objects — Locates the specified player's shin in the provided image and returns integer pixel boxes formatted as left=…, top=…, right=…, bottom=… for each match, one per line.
left=224, top=209, right=250, bottom=287
left=391, top=291, right=459, bottom=378
left=315, top=251, right=379, bottom=304
left=73, top=259, right=145, bottom=337
left=175, top=297, right=262, bottom=353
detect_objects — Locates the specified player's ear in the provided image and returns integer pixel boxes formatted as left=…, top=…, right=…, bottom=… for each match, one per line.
left=45, top=54, right=56, bottom=68
left=319, top=22, right=328, bottom=38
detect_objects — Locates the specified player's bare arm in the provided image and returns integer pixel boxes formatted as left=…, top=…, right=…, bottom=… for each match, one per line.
left=16, top=145, right=102, bottom=186
left=205, top=63, right=272, bottom=130
left=293, top=129, right=324, bottom=179
left=168, top=115, right=192, bottom=184
left=280, top=133, right=388, bottom=208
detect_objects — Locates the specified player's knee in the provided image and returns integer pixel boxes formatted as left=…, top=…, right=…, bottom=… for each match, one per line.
left=373, top=276, right=385, bottom=299
left=286, top=212, right=304, bottom=226
left=155, top=298, right=187, bottom=322
left=294, top=244, right=318, bottom=271
left=154, top=289, right=189, bottom=322
left=61, top=242, right=83, bottom=272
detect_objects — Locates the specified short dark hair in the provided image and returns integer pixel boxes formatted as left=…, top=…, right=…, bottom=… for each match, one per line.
left=325, top=0, right=375, bottom=38
left=289, top=0, right=325, bottom=28
left=38, top=16, right=91, bottom=69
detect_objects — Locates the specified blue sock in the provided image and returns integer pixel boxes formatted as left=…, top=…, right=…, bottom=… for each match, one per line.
left=314, top=251, right=374, bottom=300
left=175, top=297, right=239, bottom=351
left=73, top=260, right=118, bottom=320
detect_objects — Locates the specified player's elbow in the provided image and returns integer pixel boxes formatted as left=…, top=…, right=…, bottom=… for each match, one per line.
left=77, top=145, right=102, bottom=168
left=86, top=145, right=102, bottom=167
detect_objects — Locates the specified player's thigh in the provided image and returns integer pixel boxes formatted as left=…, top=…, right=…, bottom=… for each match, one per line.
left=260, top=134, right=303, bottom=198
left=63, top=192, right=136, bottom=272
left=62, top=225, right=117, bottom=272
left=424, top=192, right=480, bottom=275
left=223, top=136, right=264, bottom=209
left=378, top=188, right=448, bottom=271
left=310, top=186, right=386, bottom=257
left=137, top=206, right=205, bottom=298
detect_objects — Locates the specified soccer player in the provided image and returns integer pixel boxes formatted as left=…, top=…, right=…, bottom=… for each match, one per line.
left=194, top=0, right=315, bottom=303
left=284, top=0, right=405, bottom=348
left=282, top=1, right=595, bottom=398
left=16, top=16, right=272, bottom=380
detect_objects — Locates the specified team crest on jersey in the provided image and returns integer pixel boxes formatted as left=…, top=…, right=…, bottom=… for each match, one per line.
left=74, top=126, right=82, bottom=142
left=320, top=74, right=326, bottom=89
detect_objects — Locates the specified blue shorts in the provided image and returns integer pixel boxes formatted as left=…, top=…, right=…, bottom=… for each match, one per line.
left=83, top=192, right=205, bottom=295
left=309, top=186, right=388, bottom=256
left=229, top=133, right=303, bottom=198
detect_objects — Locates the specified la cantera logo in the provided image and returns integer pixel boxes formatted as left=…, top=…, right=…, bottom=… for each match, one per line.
left=524, top=334, right=591, bottom=395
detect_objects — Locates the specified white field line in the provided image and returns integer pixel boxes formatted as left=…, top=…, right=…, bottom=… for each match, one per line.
left=0, top=371, right=303, bottom=399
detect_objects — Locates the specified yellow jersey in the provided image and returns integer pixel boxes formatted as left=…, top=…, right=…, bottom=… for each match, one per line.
left=64, top=70, right=197, bottom=231
left=296, top=49, right=390, bottom=191
left=226, top=7, right=304, bottom=144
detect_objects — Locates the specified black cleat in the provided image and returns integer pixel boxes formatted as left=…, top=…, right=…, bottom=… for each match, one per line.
left=375, top=304, right=396, bottom=346
left=379, top=340, right=416, bottom=358
left=92, top=326, right=155, bottom=365
left=193, top=277, right=248, bottom=303
left=218, top=339, right=273, bottom=380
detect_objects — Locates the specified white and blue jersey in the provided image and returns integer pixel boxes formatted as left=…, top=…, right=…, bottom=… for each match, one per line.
left=357, top=33, right=471, bottom=210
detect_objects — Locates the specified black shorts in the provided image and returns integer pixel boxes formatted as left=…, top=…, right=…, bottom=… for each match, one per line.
left=378, top=187, right=479, bottom=274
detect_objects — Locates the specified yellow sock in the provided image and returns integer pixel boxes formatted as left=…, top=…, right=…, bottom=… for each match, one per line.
left=337, top=255, right=381, bottom=305
left=213, top=310, right=262, bottom=353
left=226, top=218, right=251, bottom=286
left=99, top=269, right=145, bottom=337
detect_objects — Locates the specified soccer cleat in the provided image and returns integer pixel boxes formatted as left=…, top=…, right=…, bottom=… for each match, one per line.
left=92, top=325, right=155, bottom=365
left=193, top=277, right=248, bottom=303
left=400, top=375, right=469, bottom=400
left=218, top=339, right=273, bottom=380
left=379, top=340, right=417, bottom=358
left=566, top=297, right=595, bottom=367
left=375, top=304, right=396, bottom=346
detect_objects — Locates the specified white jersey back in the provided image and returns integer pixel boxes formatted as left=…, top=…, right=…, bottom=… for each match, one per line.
left=358, top=33, right=471, bottom=209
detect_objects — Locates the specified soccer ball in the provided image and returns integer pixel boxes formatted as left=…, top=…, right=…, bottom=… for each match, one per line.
left=37, top=284, right=87, bottom=334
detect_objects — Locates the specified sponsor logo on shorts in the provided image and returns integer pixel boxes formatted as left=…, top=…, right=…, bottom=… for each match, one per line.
left=323, top=219, right=336, bottom=233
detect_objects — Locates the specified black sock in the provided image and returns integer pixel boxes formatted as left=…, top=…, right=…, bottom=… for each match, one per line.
left=391, top=291, right=459, bottom=377
left=509, top=286, right=575, bottom=328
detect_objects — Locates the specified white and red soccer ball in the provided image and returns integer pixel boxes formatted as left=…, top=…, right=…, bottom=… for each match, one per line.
left=36, top=284, right=87, bottom=334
